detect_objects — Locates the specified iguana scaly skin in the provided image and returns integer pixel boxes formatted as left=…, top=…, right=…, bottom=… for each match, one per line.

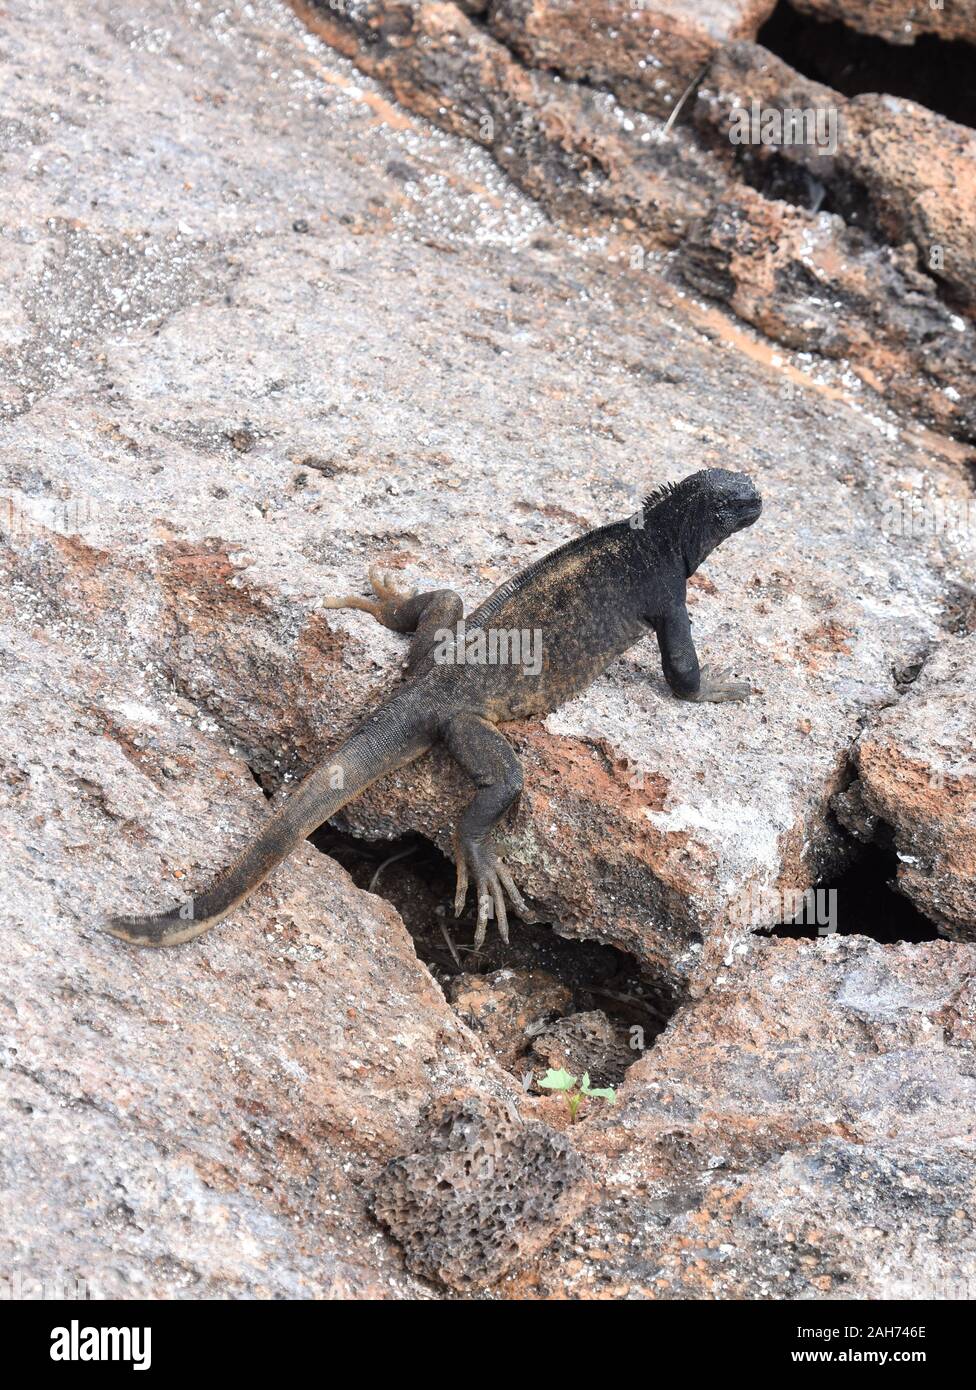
left=107, top=468, right=762, bottom=948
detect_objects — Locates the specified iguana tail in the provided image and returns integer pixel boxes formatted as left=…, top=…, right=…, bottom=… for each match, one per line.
left=105, top=688, right=433, bottom=947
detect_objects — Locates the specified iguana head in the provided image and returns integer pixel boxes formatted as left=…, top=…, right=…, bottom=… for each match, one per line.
left=698, top=467, right=763, bottom=537
left=642, top=468, right=762, bottom=575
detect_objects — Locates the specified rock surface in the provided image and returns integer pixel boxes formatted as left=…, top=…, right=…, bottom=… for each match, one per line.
left=697, top=44, right=976, bottom=311
left=0, top=603, right=518, bottom=1297
left=529, top=1009, right=635, bottom=1090
left=303, top=1, right=976, bottom=442
left=487, top=0, right=779, bottom=118
left=372, top=1092, right=591, bottom=1289
left=296, top=0, right=733, bottom=244
left=448, top=969, right=573, bottom=1070
left=518, top=935, right=976, bottom=1299
left=854, top=634, right=976, bottom=941
left=2, top=0, right=975, bottom=1300
left=791, top=0, right=976, bottom=46
left=680, top=182, right=976, bottom=441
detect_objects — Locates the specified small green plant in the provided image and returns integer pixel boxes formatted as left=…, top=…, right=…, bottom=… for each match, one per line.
left=537, top=1068, right=616, bottom=1123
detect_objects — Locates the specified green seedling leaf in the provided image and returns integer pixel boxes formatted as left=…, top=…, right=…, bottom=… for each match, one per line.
left=538, top=1068, right=577, bottom=1092
left=580, top=1073, right=616, bottom=1103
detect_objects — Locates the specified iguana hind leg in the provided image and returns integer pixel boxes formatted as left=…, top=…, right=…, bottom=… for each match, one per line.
left=324, top=566, right=463, bottom=676
left=443, top=712, right=530, bottom=949
left=322, top=565, right=414, bottom=625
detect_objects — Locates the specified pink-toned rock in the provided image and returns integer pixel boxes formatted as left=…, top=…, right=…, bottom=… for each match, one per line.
left=855, top=634, right=976, bottom=941
left=697, top=44, right=976, bottom=309
left=840, top=94, right=976, bottom=311
left=5, top=0, right=976, bottom=1303
left=500, top=936, right=976, bottom=1299
left=300, top=7, right=976, bottom=443
left=681, top=183, right=976, bottom=441
left=792, top=0, right=976, bottom=46
left=488, top=0, right=779, bottom=117
left=689, top=43, right=976, bottom=434
left=297, top=0, right=729, bottom=244
left=372, top=1092, right=591, bottom=1289
left=0, top=584, right=523, bottom=1297
left=448, top=969, right=573, bottom=1069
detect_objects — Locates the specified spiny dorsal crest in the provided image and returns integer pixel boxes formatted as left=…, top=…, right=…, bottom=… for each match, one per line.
left=639, top=473, right=703, bottom=522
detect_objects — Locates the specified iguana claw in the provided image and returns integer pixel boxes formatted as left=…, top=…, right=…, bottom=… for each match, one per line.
left=682, top=665, right=752, bottom=703
left=453, top=836, right=529, bottom=949
left=323, top=566, right=416, bottom=624
left=367, top=565, right=415, bottom=606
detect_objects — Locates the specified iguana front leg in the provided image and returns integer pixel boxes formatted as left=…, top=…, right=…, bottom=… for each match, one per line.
left=655, top=601, right=752, bottom=703
left=324, top=566, right=463, bottom=676
left=443, top=712, right=530, bottom=948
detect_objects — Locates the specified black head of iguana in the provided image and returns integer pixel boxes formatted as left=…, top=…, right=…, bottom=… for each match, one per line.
left=107, top=467, right=761, bottom=949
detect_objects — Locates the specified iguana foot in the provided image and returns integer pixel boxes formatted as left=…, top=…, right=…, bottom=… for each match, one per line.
left=681, top=665, right=752, bottom=703
left=453, top=835, right=530, bottom=949
left=322, top=566, right=415, bottom=625
left=367, top=565, right=415, bottom=607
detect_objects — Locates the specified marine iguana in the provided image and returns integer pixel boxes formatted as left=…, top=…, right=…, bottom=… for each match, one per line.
left=107, top=467, right=762, bottom=949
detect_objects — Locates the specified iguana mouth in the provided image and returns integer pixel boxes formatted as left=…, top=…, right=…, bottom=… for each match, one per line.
left=733, top=491, right=763, bottom=529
